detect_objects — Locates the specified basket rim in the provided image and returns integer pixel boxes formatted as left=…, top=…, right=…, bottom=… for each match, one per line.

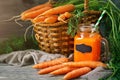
left=34, top=20, right=68, bottom=27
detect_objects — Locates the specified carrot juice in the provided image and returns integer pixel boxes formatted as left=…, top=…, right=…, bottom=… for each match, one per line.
left=74, top=24, right=102, bottom=61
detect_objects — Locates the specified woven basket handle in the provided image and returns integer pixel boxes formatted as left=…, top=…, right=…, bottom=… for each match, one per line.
left=48, top=0, right=55, bottom=4
left=49, top=0, right=89, bottom=10
left=83, top=0, right=89, bottom=23
left=84, top=0, right=89, bottom=11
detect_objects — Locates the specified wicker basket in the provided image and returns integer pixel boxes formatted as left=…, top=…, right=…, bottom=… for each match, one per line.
left=33, top=0, right=101, bottom=55
left=33, top=21, right=74, bottom=55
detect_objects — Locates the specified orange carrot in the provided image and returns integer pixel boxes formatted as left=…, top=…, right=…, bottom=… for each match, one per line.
left=58, top=14, right=66, bottom=23
left=58, top=12, right=72, bottom=22
left=63, top=67, right=91, bottom=80
left=44, top=15, right=58, bottom=23
left=38, top=64, right=65, bottom=74
left=64, top=12, right=72, bottom=18
left=50, top=66, right=77, bottom=75
left=63, top=61, right=107, bottom=68
left=32, top=15, right=47, bottom=23
left=21, top=2, right=52, bottom=16
left=21, top=6, right=52, bottom=20
left=32, top=57, right=69, bottom=69
left=41, top=4, right=75, bottom=16
left=32, top=15, right=53, bottom=23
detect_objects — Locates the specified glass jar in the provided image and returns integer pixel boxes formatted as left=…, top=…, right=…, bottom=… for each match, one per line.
left=74, top=24, right=108, bottom=61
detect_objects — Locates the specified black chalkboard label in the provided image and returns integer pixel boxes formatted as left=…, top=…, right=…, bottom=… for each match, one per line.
left=76, top=44, right=92, bottom=53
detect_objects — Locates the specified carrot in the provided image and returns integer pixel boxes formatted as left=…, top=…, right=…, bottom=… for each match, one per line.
left=50, top=66, right=77, bottom=75
left=64, top=12, right=72, bottom=18
left=58, top=14, right=66, bottom=23
left=21, top=6, right=52, bottom=20
left=32, top=12, right=71, bottom=23
left=63, top=61, right=107, bottom=68
left=32, top=15, right=53, bottom=23
left=31, top=15, right=47, bottom=23
left=32, top=57, right=69, bottom=69
left=63, top=67, right=91, bottom=80
left=44, top=15, right=58, bottom=23
left=58, top=12, right=72, bottom=23
left=38, top=64, right=65, bottom=74
left=21, top=2, right=52, bottom=16
left=41, top=4, right=75, bottom=16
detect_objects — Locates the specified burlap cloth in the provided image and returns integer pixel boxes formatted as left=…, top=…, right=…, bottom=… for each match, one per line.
left=0, top=49, right=65, bottom=66
left=0, top=49, right=112, bottom=80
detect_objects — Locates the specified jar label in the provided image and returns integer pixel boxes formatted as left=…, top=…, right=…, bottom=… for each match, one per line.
left=76, top=44, right=92, bottom=53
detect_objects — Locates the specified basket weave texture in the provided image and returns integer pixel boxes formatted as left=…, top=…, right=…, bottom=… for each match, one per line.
left=33, top=21, right=74, bottom=55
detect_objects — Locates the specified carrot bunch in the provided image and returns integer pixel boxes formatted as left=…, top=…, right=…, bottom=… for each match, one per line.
left=6, top=2, right=75, bottom=28
left=32, top=57, right=107, bottom=80
left=31, top=4, right=74, bottom=24
left=19, top=2, right=75, bottom=23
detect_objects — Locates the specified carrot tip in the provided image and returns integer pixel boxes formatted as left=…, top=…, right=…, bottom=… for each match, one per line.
left=32, top=66, right=36, bottom=69
left=32, top=65, right=38, bottom=69
left=37, top=71, right=41, bottom=74
left=49, top=72, right=54, bottom=75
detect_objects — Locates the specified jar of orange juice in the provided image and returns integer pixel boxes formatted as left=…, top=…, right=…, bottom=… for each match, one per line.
left=74, top=24, right=109, bottom=62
